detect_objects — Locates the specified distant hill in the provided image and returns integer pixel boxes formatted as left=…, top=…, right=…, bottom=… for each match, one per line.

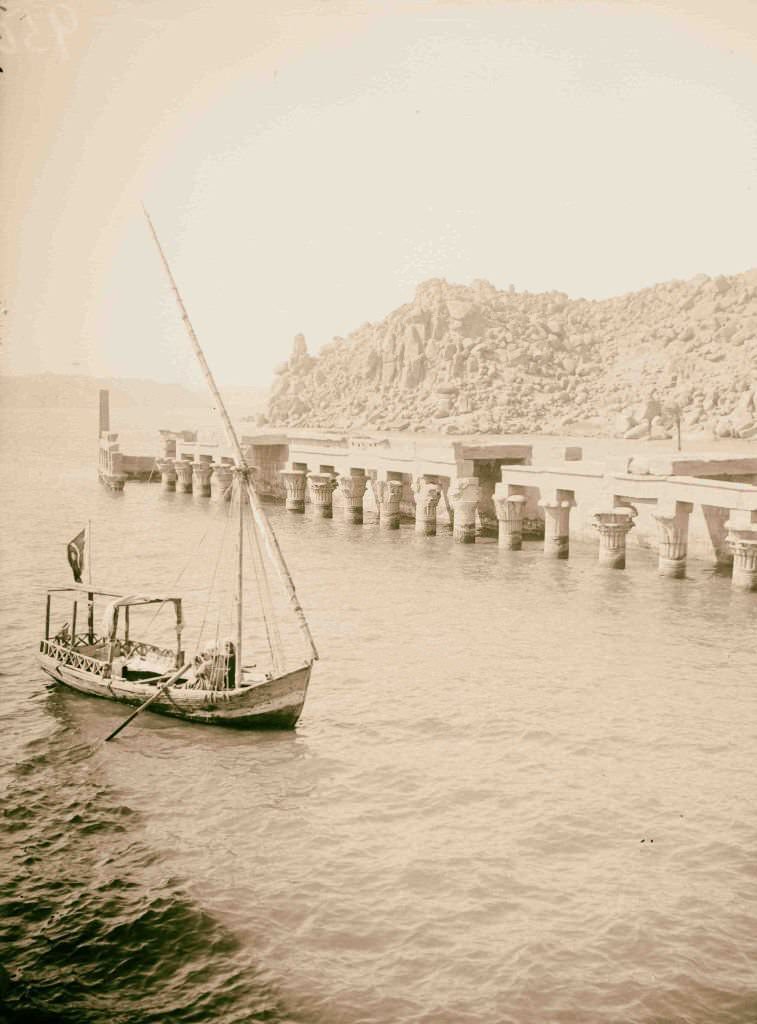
left=0, top=374, right=267, bottom=414
left=266, top=270, right=757, bottom=440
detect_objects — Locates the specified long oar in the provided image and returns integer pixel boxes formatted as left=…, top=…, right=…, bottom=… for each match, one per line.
left=105, top=662, right=192, bottom=742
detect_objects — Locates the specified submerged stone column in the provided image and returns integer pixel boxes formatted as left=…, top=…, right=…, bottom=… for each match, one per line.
left=375, top=480, right=403, bottom=530
left=494, top=494, right=527, bottom=549
left=156, top=458, right=176, bottom=492
left=592, top=507, right=636, bottom=569
left=725, top=517, right=757, bottom=591
left=175, top=460, right=193, bottom=494
left=652, top=503, right=692, bottom=578
left=338, top=472, right=368, bottom=524
left=281, top=470, right=307, bottom=513
left=192, top=461, right=212, bottom=498
left=539, top=499, right=572, bottom=559
left=307, top=473, right=337, bottom=518
left=414, top=478, right=442, bottom=535
left=211, top=464, right=233, bottom=502
left=449, top=477, right=481, bottom=544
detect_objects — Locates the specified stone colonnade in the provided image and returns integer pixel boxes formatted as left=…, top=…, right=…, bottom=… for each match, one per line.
left=156, top=457, right=236, bottom=502
left=280, top=466, right=454, bottom=537
left=269, top=462, right=757, bottom=590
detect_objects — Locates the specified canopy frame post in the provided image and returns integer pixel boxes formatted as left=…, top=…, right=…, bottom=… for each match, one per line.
left=108, top=608, right=119, bottom=664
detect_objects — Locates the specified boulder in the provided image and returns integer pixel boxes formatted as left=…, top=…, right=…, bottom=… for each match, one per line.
left=649, top=424, right=672, bottom=440
left=615, top=412, right=635, bottom=436
left=624, top=420, right=651, bottom=439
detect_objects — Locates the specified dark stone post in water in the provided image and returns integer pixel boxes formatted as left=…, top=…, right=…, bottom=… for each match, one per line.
left=99, top=389, right=110, bottom=435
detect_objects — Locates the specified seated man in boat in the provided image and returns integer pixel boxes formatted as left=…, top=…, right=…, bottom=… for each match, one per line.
left=193, top=640, right=236, bottom=689
left=54, top=623, right=71, bottom=646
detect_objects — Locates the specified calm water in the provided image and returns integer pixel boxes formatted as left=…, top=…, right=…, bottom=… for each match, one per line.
left=1, top=404, right=756, bottom=1024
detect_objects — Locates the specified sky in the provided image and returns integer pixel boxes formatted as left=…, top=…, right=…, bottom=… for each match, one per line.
left=1, top=0, right=756, bottom=388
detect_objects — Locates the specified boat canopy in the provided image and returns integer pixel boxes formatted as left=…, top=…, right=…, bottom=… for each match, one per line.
left=46, top=586, right=182, bottom=603
left=101, top=595, right=183, bottom=637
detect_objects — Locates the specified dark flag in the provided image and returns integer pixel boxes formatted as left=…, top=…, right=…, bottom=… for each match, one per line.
left=67, top=528, right=86, bottom=583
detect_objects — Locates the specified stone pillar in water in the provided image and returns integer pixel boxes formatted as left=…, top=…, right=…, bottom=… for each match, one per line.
left=539, top=498, right=572, bottom=559
left=338, top=472, right=368, bottom=524
left=175, top=460, right=193, bottom=494
left=211, top=464, right=233, bottom=502
left=307, top=473, right=337, bottom=518
left=592, top=507, right=637, bottom=568
left=414, top=478, right=442, bottom=535
left=725, top=514, right=757, bottom=591
left=99, top=389, right=110, bottom=435
left=494, top=494, right=526, bottom=549
left=156, top=458, right=176, bottom=491
left=449, top=477, right=480, bottom=544
left=192, top=461, right=212, bottom=498
left=652, top=502, right=692, bottom=578
left=375, top=480, right=403, bottom=530
left=281, top=470, right=307, bottom=513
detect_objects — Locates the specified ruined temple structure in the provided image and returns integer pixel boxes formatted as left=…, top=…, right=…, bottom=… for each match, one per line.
left=97, top=391, right=757, bottom=591
left=269, top=432, right=757, bottom=589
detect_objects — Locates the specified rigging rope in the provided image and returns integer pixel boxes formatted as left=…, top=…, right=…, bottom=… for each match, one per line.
left=244, top=496, right=284, bottom=675
left=197, top=484, right=235, bottom=658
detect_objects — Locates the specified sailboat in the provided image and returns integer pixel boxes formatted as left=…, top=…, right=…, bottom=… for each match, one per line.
left=37, top=211, right=319, bottom=729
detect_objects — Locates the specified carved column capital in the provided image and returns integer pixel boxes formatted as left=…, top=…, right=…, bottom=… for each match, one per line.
left=338, top=473, right=368, bottom=523
left=592, top=507, right=636, bottom=568
left=494, top=493, right=526, bottom=549
left=652, top=503, right=691, bottom=577
left=280, top=470, right=307, bottom=512
left=192, top=461, right=212, bottom=497
left=156, top=458, right=176, bottom=491
left=375, top=480, right=403, bottom=529
left=414, top=477, right=442, bottom=535
left=210, top=464, right=233, bottom=502
left=307, top=473, right=338, bottom=518
left=449, top=476, right=480, bottom=543
left=174, top=460, right=194, bottom=493
left=725, top=518, right=757, bottom=591
left=538, top=498, right=572, bottom=559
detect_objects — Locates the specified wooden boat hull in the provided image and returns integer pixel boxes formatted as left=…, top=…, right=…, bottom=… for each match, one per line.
left=38, top=653, right=312, bottom=729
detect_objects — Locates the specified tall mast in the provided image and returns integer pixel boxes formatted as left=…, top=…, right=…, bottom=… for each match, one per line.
left=143, top=206, right=319, bottom=664
left=235, top=477, right=244, bottom=686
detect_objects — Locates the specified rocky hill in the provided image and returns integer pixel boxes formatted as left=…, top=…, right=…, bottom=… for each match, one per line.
left=265, top=271, right=757, bottom=440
